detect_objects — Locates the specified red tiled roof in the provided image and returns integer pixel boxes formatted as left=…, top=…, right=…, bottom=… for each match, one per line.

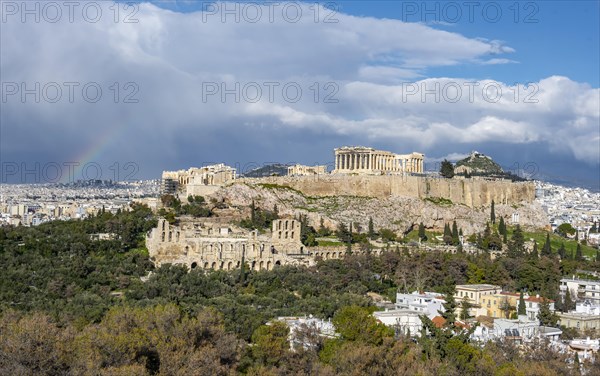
left=432, top=316, right=446, bottom=328
left=525, top=296, right=554, bottom=303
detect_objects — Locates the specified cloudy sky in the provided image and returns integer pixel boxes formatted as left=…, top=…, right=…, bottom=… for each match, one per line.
left=1, top=1, right=599, bottom=189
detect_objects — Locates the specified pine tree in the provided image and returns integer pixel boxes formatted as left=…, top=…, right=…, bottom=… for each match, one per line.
left=490, top=200, right=496, bottom=224
left=451, top=221, right=459, bottom=245
left=418, top=222, right=427, bottom=241
left=440, top=159, right=454, bottom=178
left=459, top=297, right=472, bottom=320
left=443, top=223, right=453, bottom=245
left=440, top=289, right=457, bottom=328
left=368, top=217, right=375, bottom=239
left=238, top=254, right=246, bottom=284
left=509, top=225, right=525, bottom=256
left=564, top=288, right=574, bottom=312
left=518, top=291, right=526, bottom=315
left=558, top=243, right=567, bottom=259
left=575, top=243, right=583, bottom=261
left=542, top=233, right=552, bottom=256
left=537, top=298, right=558, bottom=326
left=250, top=200, right=256, bottom=225
left=498, top=216, right=506, bottom=235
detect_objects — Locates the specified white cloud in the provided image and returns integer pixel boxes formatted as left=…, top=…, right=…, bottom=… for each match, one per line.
left=1, top=1, right=598, bottom=172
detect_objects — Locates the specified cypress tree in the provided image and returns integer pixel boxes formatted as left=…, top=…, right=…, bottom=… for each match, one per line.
left=443, top=223, right=453, bottom=245
left=441, top=289, right=457, bottom=328
left=518, top=291, right=526, bottom=315
left=418, top=222, right=427, bottom=241
left=490, top=200, right=496, bottom=224
left=564, top=288, right=574, bottom=312
left=451, top=221, right=459, bottom=245
left=542, top=233, right=552, bottom=256
left=368, top=217, right=375, bottom=239
left=558, top=243, right=566, bottom=259
left=498, top=216, right=506, bottom=235
left=575, top=243, right=583, bottom=261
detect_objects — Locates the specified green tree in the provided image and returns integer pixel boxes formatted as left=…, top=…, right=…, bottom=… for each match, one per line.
left=498, top=216, right=506, bottom=236
left=459, top=296, right=472, bottom=320
left=556, top=223, right=576, bottom=238
left=558, top=243, right=567, bottom=259
left=542, top=233, right=552, bottom=256
left=251, top=321, right=290, bottom=367
left=332, top=306, right=393, bottom=345
left=490, top=200, right=496, bottom=224
left=368, top=217, right=375, bottom=240
left=508, top=225, right=525, bottom=257
left=564, top=288, right=575, bottom=312
left=443, top=223, right=453, bottom=245
left=440, top=159, right=455, bottom=178
left=452, top=221, right=459, bottom=246
left=336, top=222, right=352, bottom=244
left=575, top=243, right=583, bottom=261
left=518, top=291, right=526, bottom=315
left=418, top=222, right=427, bottom=241
left=537, top=298, right=558, bottom=326
left=440, top=289, right=457, bottom=328
left=379, top=228, right=397, bottom=243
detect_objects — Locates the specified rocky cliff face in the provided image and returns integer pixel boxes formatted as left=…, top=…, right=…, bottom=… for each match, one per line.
left=210, top=181, right=549, bottom=236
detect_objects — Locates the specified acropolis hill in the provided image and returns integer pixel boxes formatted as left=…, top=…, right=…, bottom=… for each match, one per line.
left=149, top=147, right=548, bottom=271
left=158, top=146, right=544, bottom=233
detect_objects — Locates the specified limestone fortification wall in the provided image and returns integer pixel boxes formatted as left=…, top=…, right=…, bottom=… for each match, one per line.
left=234, top=175, right=535, bottom=208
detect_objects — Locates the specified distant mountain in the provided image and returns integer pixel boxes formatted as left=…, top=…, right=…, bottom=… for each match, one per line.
left=242, top=164, right=290, bottom=178
left=455, top=151, right=504, bottom=175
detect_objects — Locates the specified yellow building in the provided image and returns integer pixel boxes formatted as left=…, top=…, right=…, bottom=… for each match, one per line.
left=483, top=292, right=520, bottom=318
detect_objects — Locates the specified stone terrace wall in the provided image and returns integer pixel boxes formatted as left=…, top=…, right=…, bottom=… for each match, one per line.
left=234, top=175, right=535, bottom=208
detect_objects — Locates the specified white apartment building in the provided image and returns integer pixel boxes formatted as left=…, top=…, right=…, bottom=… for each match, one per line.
left=560, top=277, right=600, bottom=304
left=395, top=291, right=446, bottom=319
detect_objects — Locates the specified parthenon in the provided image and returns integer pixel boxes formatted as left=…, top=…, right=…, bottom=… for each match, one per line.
left=333, top=146, right=424, bottom=174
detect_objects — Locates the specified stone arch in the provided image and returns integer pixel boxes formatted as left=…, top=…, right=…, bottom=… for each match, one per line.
left=220, top=262, right=224, bottom=270
left=259, top=260, right=264, bottom=270
left=267, top=260, right=272, bottom=270
left=325, top=252, right=330, bottom=259
left=161, top=220, right=165, bottom=230
left=227, top=261, right=233, bottom=270
left=184, top=246, right=189, bottom=255
left=285, top=220, right=289, bottom=230
left=204, top=262, right=209, bottom=269
left=251, top=261, right=257, bottom=270
left=168, top=231, right=172, bottom=242
left=211, top=262, right=217, bottom=269
left=275, top=260, right=281, bottom=267
left=191, top=261, right=197, bottom=269
left=161, top=232, right=165, bottom=242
